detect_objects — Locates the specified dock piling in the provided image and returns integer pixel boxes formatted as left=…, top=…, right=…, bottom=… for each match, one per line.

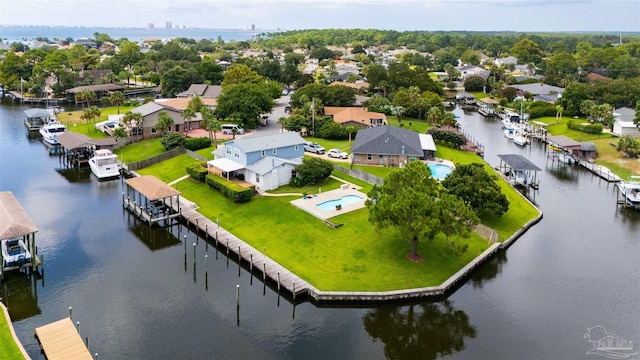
left=236, top=284, right=240, bottom=307
left=277, top=271, right=280, bottom=291
left=250, top=253, right=253, bottom=272
left=69, top=307, right=72, bottom=320
left=263, top=262, right=266, bottom=281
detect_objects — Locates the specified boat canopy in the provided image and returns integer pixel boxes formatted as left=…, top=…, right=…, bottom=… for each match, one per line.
left=0, top=192, right=38, bottom=240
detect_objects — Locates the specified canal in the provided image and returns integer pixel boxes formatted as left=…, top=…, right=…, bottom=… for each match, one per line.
left=1, top=99, right=638, bottom=359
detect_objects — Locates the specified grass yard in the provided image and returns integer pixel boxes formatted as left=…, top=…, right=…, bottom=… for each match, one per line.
left=267, top=176, right=343, bottom=194
left=305, top=137, right=350, bottom=152
left=0, top=311, right=24, bottom=360
left=135, top=153, right=201, bottom=183
left=173, top=177, right=490, bottom=291
left=119, top=138, right=165, bottom=164
left=57, top=105, right=137, bottom=139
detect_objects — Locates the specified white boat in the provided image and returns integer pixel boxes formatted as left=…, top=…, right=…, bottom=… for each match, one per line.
left=89, top=149, right=121, bottom=179
left=2, top=239, right=32, bottom=270
left=513, top=127, right=529, bottom=146
left=617, top=176, right=640, bottom=206
left=504, top=127, right=515, bottom=139
left=557, top=153, right=575, bottom=165
left=39, top=120, right=66, bottom=145
left=501, top=112, right=521, bottom=128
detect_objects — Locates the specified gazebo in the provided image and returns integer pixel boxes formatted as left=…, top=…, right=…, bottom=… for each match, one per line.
left=123, top=176, right=182, bottom=225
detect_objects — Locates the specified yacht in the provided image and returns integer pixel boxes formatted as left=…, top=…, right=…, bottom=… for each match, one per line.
left=617, top=176, right=640, bottom=206
left=2, top=238, right=32, bottom=270
left=501, top=112, right=521, bottom=128
left=39, top=120, right=66, bottom=145
left=89, top=149, right=121, bottom=180
left=513, top=126, right=529, bottom=146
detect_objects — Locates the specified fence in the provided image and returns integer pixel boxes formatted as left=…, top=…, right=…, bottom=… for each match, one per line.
left=475, top=223, right=499, bottom=243
left=333, top=165, right=384, bottom=186
left=126, top=146, right=185, bottom=171
left=185, top=149, right=208, bottom=162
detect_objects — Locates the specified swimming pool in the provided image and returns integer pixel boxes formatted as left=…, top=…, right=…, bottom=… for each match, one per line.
left=316, top=195, right=364, bottom=211
left=428, top=163, right=453, bottom=180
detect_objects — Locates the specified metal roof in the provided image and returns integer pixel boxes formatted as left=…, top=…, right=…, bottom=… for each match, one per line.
left=24, top=108, right=52, bottom=118
left=547, top=135, right=581, bottom=148
left=497, top=154, right=541, bottom=171
left=0, top=191, right=38, bottom=240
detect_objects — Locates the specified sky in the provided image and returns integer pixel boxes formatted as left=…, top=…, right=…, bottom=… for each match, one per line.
left=1, top=0, right=639, bottom=32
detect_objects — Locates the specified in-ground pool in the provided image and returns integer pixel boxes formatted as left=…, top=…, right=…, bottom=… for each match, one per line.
left=428, top=163, right=453, bottom=180
left=316, top=195, right=364, bottom=211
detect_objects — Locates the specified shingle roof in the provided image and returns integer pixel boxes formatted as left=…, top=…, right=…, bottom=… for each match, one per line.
left=65, top=84, right=124, bottom=93
left=547, top=135, right=581, bottom=148
left=581, top=142, right=597, bottom=152
left=351, top=126, right=423, bottom=156
left=176, top=84, right=222, bottom=98
left=324, top=107, right=386, bottom=125
left=510, top=83, right=564, bottom=95
left=131, top=102, right=165, bottom=117
left=124, top=176, right=180, bottom=201
left=246, top=156, right=301, bottom=176
left=0, top=192, right=38, bottom=240
left=232, top=132, right=305, bottom=153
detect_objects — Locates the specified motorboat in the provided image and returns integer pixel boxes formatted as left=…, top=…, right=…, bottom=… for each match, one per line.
left=504, top=127, right=515, bottom=139
left=513, top=126, right=529, bottom=146
left=39, top=120, right=66, bottom=145
left=557, top=153, right=576, bottom=165
left=89, top=149, right=121, bottom=179
left=617, top=176, right=640, bottom=206
left=2, top=238, right=32, bottom=270
left=501, top=112, right=521, bottom=128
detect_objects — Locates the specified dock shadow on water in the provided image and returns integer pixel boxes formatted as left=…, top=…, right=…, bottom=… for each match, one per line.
left=1, top=271, right=43, bottom=322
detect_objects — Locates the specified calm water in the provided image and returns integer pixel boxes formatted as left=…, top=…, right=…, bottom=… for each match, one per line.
left=1, top=99, right=638, bottom=359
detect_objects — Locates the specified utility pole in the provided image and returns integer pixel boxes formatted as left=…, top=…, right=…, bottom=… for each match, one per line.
left=311, top=97, right=315, bottom=136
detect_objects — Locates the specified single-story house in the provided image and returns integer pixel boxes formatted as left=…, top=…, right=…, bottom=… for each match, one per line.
left=324, top=107, right=387, bottom=128
left=612, top=107, right=640, bottom=137
left=210, top=132, right=306, bottom=191
left=494, top=56, right=518, bottom=67
left=65, top=84, right=125, bottom=104
left=509, top=83, right=564, bottom=100
left=350, top=125, right=436, bottom=166
left=127, top=97, right=218, bottom=138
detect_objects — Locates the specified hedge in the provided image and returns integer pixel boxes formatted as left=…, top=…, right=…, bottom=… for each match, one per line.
left=427, top=128, right=467, bottom=148
left=527, top=101, right=557, bottom=119
left=567, top=119, right=603, bottom=134
left=185, top=137, right=212, bottom=151
left=186, top=162, right=208, bottom=182
left=205, top=174, right=253, bottom=203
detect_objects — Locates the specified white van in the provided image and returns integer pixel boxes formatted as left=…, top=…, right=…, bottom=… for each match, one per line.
left=221, top=124, right=244, bottom=135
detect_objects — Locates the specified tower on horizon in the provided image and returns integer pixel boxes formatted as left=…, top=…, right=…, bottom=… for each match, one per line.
left=251, top=24, right=255, bottom=31
left=147, top=23, right=154, bottom=29
left=165, top=21, right=172, bottom=29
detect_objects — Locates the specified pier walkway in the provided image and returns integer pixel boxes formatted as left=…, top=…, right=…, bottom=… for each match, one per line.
left=34, top=317, right=92, bottom=360
left=578, top=160, right=622, bottom=182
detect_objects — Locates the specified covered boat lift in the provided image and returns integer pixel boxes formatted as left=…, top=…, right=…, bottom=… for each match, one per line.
left=56, top=132, right=117, bottom=168
left=123, top=176, right=182, bottom=225
left=497, top=154, right=541, bottom=188
left=24, top=108, right=52, bottom=131
left=0, top=192, right=42, bottom=280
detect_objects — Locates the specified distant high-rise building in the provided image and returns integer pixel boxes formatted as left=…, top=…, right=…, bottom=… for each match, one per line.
left=251, top=24, right=255, bottom=31
left=165, top=21, right=172, bottom=29
left=147, top=23, right=154, bottom=29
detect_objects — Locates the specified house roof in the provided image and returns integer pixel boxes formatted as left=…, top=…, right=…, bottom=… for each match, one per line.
left=581, top=142, right=597, bottom=152
left=324, top=106, right=386, bottom=125
left=547, top=135, right=582, bottom=148
left=131, top=102, right=166, bottom=117
left=0, top=191, right=38, bottom=240
left=614, top=107, right=636, bottom=122
left=55, top=132, right=118, bottom=150
left=176, top=84, right=222, bottom=98
left=351, top=125, right=423, bottom=156
left=419, top=134, right=437, bottom=151
left=510, top=83, right=564, bottom=95
left=480, top=98, right=499, bottom=105
left=124, top=175, right=180, bottom=201
left=497, top=154, right=541, bottom=171
left=246, top=156, right=302, bottom=176
left=155, top=97, right=217, bottom=111
left=65, top=84, right=124, bottom=94
left=329, top=81, right=369, bottom=90
left=207, top=157, right=245, bottom=173
left=232, top=132, right=306, bottom=153
left=455, top=92, right=476, bottom=99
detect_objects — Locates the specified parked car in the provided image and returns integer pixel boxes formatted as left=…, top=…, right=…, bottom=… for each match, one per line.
left=304, top=141, right=325, bottom=154
left=327, top=149, right=349, bottom=159
left=221, top=124, right=244, bottom=135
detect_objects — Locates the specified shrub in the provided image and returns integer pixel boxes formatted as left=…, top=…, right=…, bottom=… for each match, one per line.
left=527, top=100, right=557, bottom=119
left=567, top=119, right=603, bottom=134
left=185, top=137, right=212, bottom=151
left=205, top=174, right=252, bottom=203
left=464, top=75, right=486, bottom=92
left=427, top=128, right=467, bottom=148
left=317, top=121, right=348, bottom=139
left=161, top=132, right=186, bottom=150
left=291, top=157, right=333, bottom=186
left=186, top=162, right=208, bottom=182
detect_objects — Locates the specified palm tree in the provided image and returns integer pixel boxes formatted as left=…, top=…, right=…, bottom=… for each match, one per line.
left=155, top=111, right=174, bottom=136
left=345, top=125, right=356, bottom=150
left=187, top=96, right=204, bottom=113
left=555, top=105, right=564, bottom=124
left=88, top=105, right=101, bottom=131
left=123, top=111, right=143, bottom=140
left=109, top=91, right=125, bottom=114
left=181, top=107, right=196, bottom=135
left=77, top=88, right=95, bottom=109
left=277, top=117, right=288, bottom=133
left=81, top=106, right=101, bottom=133
left=200, top=107, right=220, bottom=145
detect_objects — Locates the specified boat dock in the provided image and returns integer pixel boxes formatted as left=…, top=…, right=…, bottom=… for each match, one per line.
left=578, top=160, right=622, bottom=182
left=34, top=317, right=92, bottom=360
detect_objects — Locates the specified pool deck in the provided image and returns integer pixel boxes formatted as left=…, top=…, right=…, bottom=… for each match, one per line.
left=290, top=185, right=368, bottom=220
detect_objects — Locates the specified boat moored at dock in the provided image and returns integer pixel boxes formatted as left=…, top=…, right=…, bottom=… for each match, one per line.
left=1, top=239, right=32, bottom=270
left=39, top=120, right=66, bottom=145
left=89, top=149, right=121, bottom=180
left=617, top=176, right=640, bottom=207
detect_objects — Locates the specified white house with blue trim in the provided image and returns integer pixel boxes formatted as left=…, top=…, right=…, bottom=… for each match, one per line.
left=209, top=132, right=306, bottom=191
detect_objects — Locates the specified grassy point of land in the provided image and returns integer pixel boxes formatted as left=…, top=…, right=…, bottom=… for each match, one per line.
left=0, top=308, right=25, bottom=360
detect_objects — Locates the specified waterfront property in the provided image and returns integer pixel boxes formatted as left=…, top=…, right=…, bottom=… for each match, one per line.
left=56, top=132, right=117, bottom=168
left=290, top=187, right=367, bottom=220
left=350, top=125, right=437, bottom=166
left=209, top=132, right=306, bottom=191
left=496, top=154, right=541, bottom=188
left=612, top=107, right=640, bottom=138
left=616, top=176, right=640, bottom=208
left=123, top=175, right=182, bottom=225
left=323, top=106, right=387, bottom=128
left=0, top=192, right=41, bottom=278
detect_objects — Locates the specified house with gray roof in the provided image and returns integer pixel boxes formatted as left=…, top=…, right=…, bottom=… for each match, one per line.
left=351, top=125, right=436, bottom=166
left=612, top=107, right=640, bottom=137
left=128, top=102, right=184, bottom=138
left=176, top=84, right=222, bottom=99
left=209, top=132, right=306, bottom=191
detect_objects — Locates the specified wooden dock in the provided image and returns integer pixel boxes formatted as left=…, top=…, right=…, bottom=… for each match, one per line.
left=34, top=317, right=92, bottom=360
left=578, top=160, right=622, bottom=182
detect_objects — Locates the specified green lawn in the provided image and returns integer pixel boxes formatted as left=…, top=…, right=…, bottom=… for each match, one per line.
left=58, top=105, right=137, bottom=139
left=0, top=312, right=24, bottom=360
left=305, top=137, right=350, bottom=152
left=119, top=138, right=165, bottom=164
left=136, top=153, right=201, bottom=183
left=173, top=177, right=490, bottom=291
left=266, top=176, right=343, bottom=194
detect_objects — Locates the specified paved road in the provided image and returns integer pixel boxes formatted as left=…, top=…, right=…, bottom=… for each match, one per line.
left=245, top=95, right=290, bottom=137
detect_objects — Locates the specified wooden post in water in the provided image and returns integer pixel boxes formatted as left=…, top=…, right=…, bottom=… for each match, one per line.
left=69, top=306, right=72, bottom=320
left=263, top=262, right=266, bottom=281
left=292, top=281, right=296, bottom=301
left=236, top=284, right=240, bottom=308
left=76, top=321, right=80, bottom=332
left=277, top=271, right=280, bottom=292
left=250, top=253, right=253, bottom=272
left=226, top=238, right=229, bottom=255
left=205, top=254, right=208, bottom=271
left=193, top=243, right=196, bottom=262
